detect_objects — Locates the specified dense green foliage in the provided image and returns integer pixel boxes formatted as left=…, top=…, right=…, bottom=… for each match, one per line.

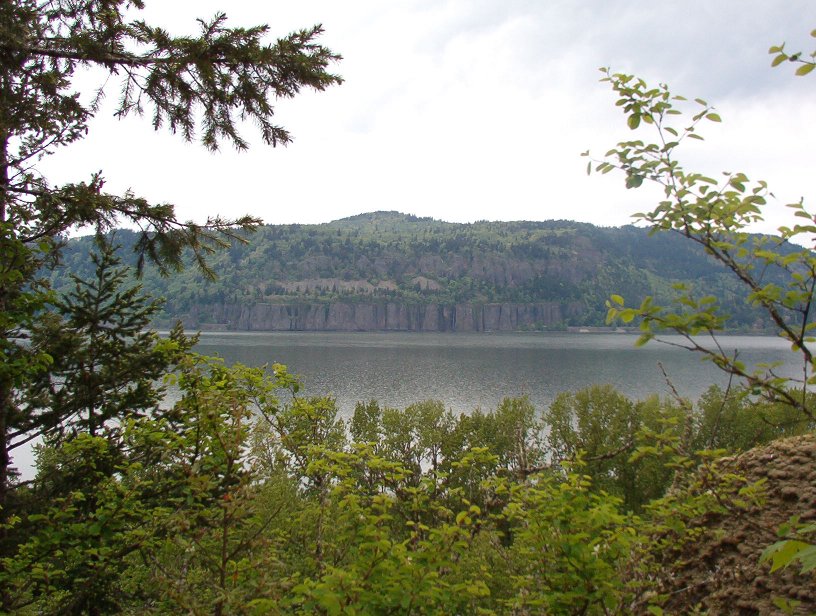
left=53, top=213, right=797, bottom=329
left=0, top=1, right=341, bottom=612
left=3, top=337, right=808, bottom=613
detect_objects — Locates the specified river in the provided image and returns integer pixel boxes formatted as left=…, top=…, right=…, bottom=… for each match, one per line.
left=192, top=331, right=801, bottom=417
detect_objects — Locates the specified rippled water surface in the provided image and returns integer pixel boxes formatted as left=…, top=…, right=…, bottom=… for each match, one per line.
left=194, top=332, right=799, bottom=416
left=12, top=331, right=801, bottom=478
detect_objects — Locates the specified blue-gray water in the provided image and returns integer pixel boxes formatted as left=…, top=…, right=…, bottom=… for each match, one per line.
left=193, top=331, right=801, bottom=417
left=12, top=331, right=802, bottom=479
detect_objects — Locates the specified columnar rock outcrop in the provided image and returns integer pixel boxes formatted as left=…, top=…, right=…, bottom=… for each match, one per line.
left=188, top=301, right=581, bottom=332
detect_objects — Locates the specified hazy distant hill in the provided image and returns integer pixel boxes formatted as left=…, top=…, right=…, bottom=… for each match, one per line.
left=51, top=211, right=782, bottom=331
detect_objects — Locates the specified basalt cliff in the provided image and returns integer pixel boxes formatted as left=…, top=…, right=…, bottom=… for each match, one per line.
left=187, top=300, right=580, bottom=332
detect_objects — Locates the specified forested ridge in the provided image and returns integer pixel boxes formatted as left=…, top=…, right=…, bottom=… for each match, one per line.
left=52, top=211, right=793, bottom=330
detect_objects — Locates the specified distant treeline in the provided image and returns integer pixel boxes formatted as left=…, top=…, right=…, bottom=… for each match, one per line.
left=52, top=211, right=797, bottom=330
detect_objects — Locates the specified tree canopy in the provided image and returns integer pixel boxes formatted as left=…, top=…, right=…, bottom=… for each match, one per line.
left=1, top=0, right=341, bottom=263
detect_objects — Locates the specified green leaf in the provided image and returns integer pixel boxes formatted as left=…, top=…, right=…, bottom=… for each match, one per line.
left=772, top=597, right=801, bottom=615
left=795, top=63, right=815, bottom=76
left=319, top=593, right=342, bottom=615
left=705, top=112, right=722, bottom=122
left=761, top=539, right=811, bottom=572
left=772, top=54, right=788, bottom=67
left=606, top=307, right=618, bottom=323
left=625, top=175, right=644, bottom=189
left=627, top=114, right=641, bottom=130
left=798, top=545, right=816, bottom=573
left=610, top=294, right=624, bottom=306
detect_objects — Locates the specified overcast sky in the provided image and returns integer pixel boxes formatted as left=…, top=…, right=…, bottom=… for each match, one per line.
left=43, top=1, right=816, bottom=232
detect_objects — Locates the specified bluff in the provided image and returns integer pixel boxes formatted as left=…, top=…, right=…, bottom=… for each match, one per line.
left=191, top=301, right=580, bottom=332
left=53, top=211, right=789, bottom=331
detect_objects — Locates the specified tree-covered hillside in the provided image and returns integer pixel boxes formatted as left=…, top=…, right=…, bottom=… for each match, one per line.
left=53, top=211, right=791, bottom=330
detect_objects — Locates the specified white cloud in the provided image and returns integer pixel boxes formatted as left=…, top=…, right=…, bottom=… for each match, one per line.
left=40, top=0, right=816, bottom=233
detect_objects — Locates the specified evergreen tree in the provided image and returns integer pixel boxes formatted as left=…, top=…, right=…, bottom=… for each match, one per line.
left=30, top=233, right=191, bottom=440
left=0, top=0, right=341, bottom=514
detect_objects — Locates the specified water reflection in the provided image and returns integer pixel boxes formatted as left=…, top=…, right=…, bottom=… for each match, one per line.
left=192, top=332, right=798, bottom=417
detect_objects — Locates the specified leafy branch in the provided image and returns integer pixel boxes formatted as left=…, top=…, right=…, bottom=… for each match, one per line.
left=588, top=60, right=816, bottom=419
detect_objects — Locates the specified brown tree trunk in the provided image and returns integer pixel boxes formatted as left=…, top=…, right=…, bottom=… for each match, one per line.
left=0, top=90, right=15, bottom=613
left=0, top=105, right=11, bottom=511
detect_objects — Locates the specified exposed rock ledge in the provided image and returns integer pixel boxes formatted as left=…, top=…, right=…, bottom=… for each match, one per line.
left=640, top=434, right=816, bottom=615
left=183, top=301, right=583, bottom=332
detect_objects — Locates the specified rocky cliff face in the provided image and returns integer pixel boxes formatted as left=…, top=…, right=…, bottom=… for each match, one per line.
left=185, top=301, right=582, bottom=332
